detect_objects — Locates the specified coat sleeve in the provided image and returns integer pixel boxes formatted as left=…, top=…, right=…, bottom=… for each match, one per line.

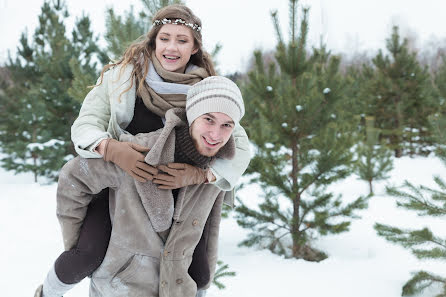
left=56, top=156, right=123, bottom=250
left=209, top=123, right=251, bottom=191
left=71, top=71, right=113, bottom=159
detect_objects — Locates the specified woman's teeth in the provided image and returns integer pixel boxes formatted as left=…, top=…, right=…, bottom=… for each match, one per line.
left=164, top=55, right=179, bottom=60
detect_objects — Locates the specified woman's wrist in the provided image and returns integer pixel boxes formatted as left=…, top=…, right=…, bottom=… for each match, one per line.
left=205, top=169, right=216, bottom=183
left=95, top=139, right=109, bottom=156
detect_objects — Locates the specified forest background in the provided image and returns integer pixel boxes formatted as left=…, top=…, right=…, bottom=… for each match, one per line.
left=1, top=0, right=446, bottom=296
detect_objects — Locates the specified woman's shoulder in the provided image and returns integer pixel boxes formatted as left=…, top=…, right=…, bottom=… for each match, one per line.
left=104, top=63, right=135, bottom=79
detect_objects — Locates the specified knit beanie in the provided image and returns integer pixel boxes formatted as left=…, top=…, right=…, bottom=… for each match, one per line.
left=186, top=76, right=245, bottom=126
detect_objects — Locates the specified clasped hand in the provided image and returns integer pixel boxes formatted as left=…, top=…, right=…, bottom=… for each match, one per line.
left=103, top=139, right=158, bottom=182
left=153, top=163, right=208, bottom=189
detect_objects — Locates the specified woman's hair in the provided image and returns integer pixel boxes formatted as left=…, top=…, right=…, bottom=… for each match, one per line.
left=97, top=4, right=216, bottom=95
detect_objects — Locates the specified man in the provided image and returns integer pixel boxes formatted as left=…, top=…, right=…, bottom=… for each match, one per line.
left=54, top=76, right=246, bottom=297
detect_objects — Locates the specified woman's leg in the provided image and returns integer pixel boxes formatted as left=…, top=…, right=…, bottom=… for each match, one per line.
left=188, top=228, right=210, bottom=289
left=41, top=189, right=111, bottom=297
left=54, top=189, right=111, bottom=283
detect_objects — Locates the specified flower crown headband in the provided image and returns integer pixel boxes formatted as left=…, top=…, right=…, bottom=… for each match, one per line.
left=152, top=18, right=202, bottom=32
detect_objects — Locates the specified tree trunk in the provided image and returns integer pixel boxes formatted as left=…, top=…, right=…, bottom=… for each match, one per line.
left=291, top=138, right=300, bottom=258
left=33, top=156, right=37, bottom=183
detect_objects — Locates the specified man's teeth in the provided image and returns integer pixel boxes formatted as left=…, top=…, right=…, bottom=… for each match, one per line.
left=206, top=139, right=218, bottom=145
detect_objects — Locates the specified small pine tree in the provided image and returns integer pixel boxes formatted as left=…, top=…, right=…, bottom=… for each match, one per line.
left=0, top=0, right=103, bottom=181
left=362, top=26, right=439, bottom=157
left=434, top=54, right=446, bottom=114
left=354, top=116, right=394, bottom=196
left=374, top=115, right=446, bottom=296
left=235, top=0, right=367, bottom=262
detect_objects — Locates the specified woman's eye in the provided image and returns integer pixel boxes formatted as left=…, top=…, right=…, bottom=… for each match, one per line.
left=179, top=39, right=187, bottom=43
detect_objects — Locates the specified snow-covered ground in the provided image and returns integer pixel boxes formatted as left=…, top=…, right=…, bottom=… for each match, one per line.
left=2, top=156, right=446, bottom=297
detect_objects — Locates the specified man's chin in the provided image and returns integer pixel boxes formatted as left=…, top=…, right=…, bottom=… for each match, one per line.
left=198, top=147, right=218, bottom=157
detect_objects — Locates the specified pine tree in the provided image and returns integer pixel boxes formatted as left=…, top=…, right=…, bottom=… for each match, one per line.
left=235, top=0, right=367, bottom=261
left=434, top=54, right=446, bottom=105
left=374, top=115, right=446, bottom=296
left=354, top=116, right=394, bottom=196
left=212, top=260, right=236, bottom=290
left=362, top=26, right=439, bottom=157
left=0, top=0, right=103, bottom=181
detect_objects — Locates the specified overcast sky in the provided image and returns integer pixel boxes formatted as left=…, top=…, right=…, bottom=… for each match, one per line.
left=1, top=0, right=445, bottom=74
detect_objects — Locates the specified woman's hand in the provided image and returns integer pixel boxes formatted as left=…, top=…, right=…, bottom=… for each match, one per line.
left=102, top=139, right=158, bottom=182
left=153, top=163, right=215, bottom=189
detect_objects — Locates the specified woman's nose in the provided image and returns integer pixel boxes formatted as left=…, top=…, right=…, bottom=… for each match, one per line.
left=166, top=40, right=177, bottom=50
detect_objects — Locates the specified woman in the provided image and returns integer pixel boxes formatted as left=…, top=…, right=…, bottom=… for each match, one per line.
left=35, top=4, right=250, bottom=297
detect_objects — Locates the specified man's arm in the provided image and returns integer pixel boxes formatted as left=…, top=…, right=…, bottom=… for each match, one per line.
left=56, top=156, right=123, bottom=250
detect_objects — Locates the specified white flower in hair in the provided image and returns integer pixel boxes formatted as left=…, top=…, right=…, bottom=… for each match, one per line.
left=152, top=18, right=202, bottom=32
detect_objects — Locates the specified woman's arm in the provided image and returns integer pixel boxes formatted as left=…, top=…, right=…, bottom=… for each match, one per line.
left=71, top=72, right=112, bottom=159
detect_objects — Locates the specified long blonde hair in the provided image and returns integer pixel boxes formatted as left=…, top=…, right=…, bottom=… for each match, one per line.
left=97, top=4, right=216, bottom=95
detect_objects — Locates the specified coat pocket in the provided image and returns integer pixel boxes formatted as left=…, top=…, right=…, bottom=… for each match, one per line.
left=111, top=254, right=141, bottom=288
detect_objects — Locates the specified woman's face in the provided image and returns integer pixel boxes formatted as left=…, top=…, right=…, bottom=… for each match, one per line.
left=155, top=24, right=198, bottom=73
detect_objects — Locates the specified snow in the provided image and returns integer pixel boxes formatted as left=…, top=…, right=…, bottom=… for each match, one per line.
left=27, top=139, right=65, bottom=151
left=2, top=156, right=446, bottom=297
left=264, top=143, right=274, bottom=149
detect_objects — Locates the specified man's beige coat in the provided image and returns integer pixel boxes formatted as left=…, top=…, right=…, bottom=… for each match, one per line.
left=57, top=109, right=226, bottom=297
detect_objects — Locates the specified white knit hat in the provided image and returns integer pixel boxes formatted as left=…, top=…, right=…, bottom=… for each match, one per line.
left=186, top=76, right=245, bottom=126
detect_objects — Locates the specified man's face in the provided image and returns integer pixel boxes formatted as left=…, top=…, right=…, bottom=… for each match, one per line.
left=190, top=112, right=235, bottom=157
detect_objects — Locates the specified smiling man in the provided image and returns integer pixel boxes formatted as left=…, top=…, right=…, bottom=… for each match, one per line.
left=153, top=76, right=245, bottom=189
left=54, top=76, right=247, bottom=297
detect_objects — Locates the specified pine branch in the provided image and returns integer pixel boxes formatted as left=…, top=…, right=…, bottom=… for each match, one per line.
left=402, top=271, right=446, bottom=296
left=387, top=181, right=446, bottom=216
left=270, top=10, right=283, bottom=46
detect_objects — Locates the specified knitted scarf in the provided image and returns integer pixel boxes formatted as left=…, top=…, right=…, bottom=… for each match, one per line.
left=137, top=53, right=209, bottom=117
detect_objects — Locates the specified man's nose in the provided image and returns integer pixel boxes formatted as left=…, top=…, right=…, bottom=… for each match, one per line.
left=208, top=126, right=221, bottom=140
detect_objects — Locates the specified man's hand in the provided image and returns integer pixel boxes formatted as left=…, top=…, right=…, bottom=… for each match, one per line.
left=103, top=139, right=158, bottom=182
left=153, top=163, right=211, bottom=189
